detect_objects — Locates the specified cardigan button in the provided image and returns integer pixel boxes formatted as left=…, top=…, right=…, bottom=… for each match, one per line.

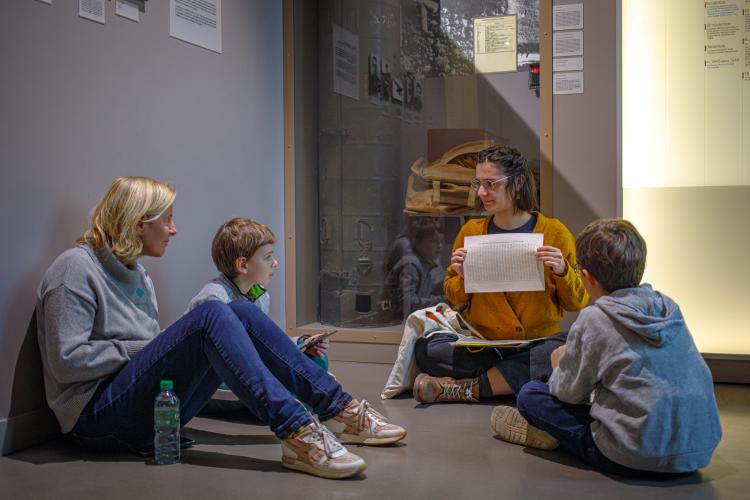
left=515, top=326, right=523, bottom=333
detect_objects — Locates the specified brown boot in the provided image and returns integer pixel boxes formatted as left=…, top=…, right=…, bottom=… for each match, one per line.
left=413, top=373, right=479, bottom=403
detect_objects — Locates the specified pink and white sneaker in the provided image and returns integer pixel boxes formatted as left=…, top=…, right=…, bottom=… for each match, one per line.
left=281, top=418, right=366, bottom=479
left=324, top=399, right=407, bottom=446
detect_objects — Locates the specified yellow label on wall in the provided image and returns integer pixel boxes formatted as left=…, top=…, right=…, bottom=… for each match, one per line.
left=473, top=16, right=517, bottom=74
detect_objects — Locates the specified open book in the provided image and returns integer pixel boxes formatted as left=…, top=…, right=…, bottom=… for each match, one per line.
left=454, top=337, right=546, bottom=349
left=452, top=311, right=545, bottom=349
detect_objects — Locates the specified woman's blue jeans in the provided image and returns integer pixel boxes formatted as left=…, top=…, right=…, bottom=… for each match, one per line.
left=68, top=300, right=351, bottom=452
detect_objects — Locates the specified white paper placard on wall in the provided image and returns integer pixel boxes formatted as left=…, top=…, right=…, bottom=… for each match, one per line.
left=79, top=0, right=105, bottom=25
left=553, top=71, right=584, bottom=94
left=553, top=56, right=583, bottom=72
left=553, top=31, right=583, bottom=57
left=116, top=0, right=140, bottom=22
left=552, top=4, right=583, bottom=31
left=170, top=0, right=222, bottom=54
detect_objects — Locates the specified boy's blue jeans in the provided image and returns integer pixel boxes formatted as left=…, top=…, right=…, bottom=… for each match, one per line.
left=68, top=300, right=351, bottom=452
left=516, top=381, right=681, bottom=478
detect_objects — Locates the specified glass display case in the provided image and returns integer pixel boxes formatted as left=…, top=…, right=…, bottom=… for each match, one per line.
left=286, top=0, right=548, bottom=337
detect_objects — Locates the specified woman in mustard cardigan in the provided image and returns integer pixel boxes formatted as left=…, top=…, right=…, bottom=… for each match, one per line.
left=413, top=145, right=588, bottom=403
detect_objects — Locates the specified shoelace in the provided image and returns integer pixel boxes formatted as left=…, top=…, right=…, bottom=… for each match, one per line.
left=442, top=380, right=474, bottom=401
left=354, top=399, right=388, bottom=430
left=308, top=416, right=344, bottom=458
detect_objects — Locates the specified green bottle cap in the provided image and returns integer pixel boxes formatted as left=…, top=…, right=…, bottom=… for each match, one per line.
left=160, top=380, right=173, bottom=390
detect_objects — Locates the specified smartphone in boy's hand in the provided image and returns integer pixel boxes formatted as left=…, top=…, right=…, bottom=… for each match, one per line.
left=300, top=330, right=337, bottom=356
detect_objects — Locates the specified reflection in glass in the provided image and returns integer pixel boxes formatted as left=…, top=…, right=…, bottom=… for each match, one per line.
left=317, top=0, right=540, bottom=328
left=383, top=216, right=447, bottom=320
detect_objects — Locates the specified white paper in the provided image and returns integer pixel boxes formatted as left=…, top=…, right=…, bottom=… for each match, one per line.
left=553, top=31, right=583, bottom=57
left=553, top=71, right=584, bottom=94
left=332, top=24, right=359, bottom=100
left=170, top=0, right=222, bottom=54
left=79, top=0, right=105, bottom=25
left=463, top=233, right=544, bottom=293
left=116, top=0, right=139, bottom=22
left=553, top=4, right=583, bottom=31
left=553, top=56, right=583, bottom=72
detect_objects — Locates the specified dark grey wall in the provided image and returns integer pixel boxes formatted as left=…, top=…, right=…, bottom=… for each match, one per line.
left=0, top=0, right=283, bottom=453
left=552, top=0, right=619, bottom=232
left=552, top=0, right=618, bottom=331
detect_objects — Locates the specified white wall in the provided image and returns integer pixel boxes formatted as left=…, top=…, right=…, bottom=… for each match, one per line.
left=0, top=0, right=284, bottom=453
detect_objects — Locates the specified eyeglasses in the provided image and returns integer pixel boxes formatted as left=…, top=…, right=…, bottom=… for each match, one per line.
left=471, top=175, right=511, bottom=192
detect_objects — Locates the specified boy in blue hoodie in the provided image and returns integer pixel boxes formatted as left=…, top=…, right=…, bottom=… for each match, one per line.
left=490, top=219, right=722, bottom=476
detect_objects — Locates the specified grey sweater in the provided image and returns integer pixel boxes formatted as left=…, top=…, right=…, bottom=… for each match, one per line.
left=36, top=246, right=159, bottom=433
left=548, top=284, right=722, bottom=473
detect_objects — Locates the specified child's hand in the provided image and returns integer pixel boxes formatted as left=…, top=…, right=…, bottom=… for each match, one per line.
left=536, top=246, right=567, bottom=276
left=301, top=333, right=330, bottom=357
left=550, top=345, right=566, bottom=369
left=306, top=337, right=329, bottom=357
left=450, top=247, right=467, bottom=277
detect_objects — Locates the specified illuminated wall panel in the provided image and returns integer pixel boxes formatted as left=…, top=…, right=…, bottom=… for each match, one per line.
left=622, top=0, right=750, bottom=354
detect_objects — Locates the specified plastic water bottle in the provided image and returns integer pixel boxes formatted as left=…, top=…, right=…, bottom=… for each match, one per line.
left=154, top=379, right=180, bottom=464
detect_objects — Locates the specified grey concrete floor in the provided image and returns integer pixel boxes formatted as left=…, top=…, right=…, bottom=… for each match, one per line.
left=1, top=361, right=748, bottom=500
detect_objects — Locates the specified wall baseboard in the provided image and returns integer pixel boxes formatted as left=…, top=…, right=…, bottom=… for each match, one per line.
left=331, top=345, right=750, bottom=384
left=1, top=407, right=60, bottom=456
left=329, top=341, right=399, bottom=365
left=703, top=354, right=750, bottom=384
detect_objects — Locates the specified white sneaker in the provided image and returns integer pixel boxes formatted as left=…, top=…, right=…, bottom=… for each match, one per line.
left=281, top=418, right=366, bottom=479
left=324, top=399, right=407, bottom=446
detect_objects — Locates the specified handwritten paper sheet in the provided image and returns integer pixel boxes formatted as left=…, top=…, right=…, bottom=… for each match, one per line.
left=473, top=15, right=517, bottom=73
left=463, top=233, right=544, bottom=293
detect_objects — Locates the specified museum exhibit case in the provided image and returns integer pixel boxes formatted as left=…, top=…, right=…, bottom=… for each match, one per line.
left=284, top=0, right=553, bottom=341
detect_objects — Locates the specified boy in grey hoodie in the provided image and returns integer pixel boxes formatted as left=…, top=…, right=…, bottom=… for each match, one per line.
left=490, top=219, right=722, bottom=476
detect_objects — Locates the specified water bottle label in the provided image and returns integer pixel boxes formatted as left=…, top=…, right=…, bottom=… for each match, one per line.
left=154, top=407, right=179, bottom=427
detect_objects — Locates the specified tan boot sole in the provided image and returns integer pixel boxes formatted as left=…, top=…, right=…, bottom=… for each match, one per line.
left=491, top=406, right=559, bottom=450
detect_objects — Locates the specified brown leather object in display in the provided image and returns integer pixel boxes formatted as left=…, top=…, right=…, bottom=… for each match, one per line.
left=404, top=139, right=495, bottom=214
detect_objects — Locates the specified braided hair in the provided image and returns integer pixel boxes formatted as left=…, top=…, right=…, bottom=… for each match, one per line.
left=476, top=145, right=539, bottom=213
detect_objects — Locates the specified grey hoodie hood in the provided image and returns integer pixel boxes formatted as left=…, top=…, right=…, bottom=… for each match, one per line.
left=594, top=284, right=685, bottom=346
